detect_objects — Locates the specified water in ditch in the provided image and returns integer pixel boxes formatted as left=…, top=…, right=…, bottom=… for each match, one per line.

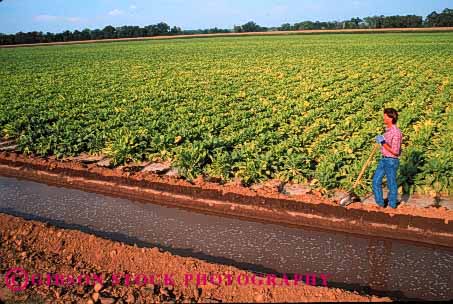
left=0, top=175, right=452, bottom=301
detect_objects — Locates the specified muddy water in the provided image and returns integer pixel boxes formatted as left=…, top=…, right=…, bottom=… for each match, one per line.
left=0, top=176, right=452, bottom=300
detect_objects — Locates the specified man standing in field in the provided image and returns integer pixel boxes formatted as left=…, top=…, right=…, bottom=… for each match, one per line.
left=373, top=108, right=403, bottom=209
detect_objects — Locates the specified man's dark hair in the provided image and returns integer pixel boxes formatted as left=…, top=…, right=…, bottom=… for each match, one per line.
left=384, top=108, right=398, bottom=124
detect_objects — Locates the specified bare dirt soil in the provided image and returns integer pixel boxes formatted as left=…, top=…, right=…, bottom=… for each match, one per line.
left=0, top=213, right=389, bottom=303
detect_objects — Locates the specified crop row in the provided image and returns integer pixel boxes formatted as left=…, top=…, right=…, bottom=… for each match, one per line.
left=0, top=33, right=452, bottom=195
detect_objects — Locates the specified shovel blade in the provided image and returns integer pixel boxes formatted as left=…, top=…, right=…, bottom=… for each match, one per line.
left=339, top=192, right=357, bottom=207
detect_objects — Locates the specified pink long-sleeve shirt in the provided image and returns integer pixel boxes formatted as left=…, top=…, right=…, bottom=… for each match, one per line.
left=382, top=125, right=403, bottom=158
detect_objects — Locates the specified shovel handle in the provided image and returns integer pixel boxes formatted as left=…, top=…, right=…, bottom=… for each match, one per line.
left=352, top=144, right=379, bottom=189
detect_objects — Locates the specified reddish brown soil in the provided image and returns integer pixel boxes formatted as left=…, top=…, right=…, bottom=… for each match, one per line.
left=1, top=27, right=452, bottom=48
left=0, top=213, right=389, bottom=303
left=1, top=151, right=451, bottom=220
left=1, top=151, right=452, bottom=249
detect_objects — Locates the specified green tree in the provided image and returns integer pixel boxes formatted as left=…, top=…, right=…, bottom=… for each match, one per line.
left=81, top=29, right=91, bottom=40
left=343, top=17, right=362, bottom=29
left=73, top=30, right=82, bottom=41
left=90, top=29, right=103, bottom=40
left=426, top=8, right=453, bottom=27
left=170, top=26, right=182, bottom=35
left=294, top=21, right=315, bottom=30
left=102, top=25, right=116, bottom=39
left=61, top=30, right=73, bottom=41
left=279, top=23, right=292, bottom=31
left=364, top=16, right=377, bottom=28
left=234, top=21, right=265, bottom=33
left=156, top=22, right=170, bottom=35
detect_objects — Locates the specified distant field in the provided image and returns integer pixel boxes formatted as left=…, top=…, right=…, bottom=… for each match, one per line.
left=0, top=33, right=452, bottom=195
left=1, top=27, right=453, bottom=48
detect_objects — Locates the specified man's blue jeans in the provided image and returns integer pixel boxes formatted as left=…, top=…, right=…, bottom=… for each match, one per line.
left=372, top=157, right=400, bottom=208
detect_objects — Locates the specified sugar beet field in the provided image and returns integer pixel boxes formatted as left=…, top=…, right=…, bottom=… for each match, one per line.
left=0, top=33, right=452, bottom=196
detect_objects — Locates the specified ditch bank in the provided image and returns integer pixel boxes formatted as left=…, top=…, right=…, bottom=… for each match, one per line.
left=0, top=151, right=452, bottom=249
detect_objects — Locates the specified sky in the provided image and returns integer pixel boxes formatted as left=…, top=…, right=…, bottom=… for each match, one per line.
left=0, top=0, right=452, bottom=34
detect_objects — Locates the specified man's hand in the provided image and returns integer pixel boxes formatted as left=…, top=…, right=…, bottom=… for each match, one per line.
left=383, top=143, right=398, bottom=156
left=375, top=135, right=386, bottom=145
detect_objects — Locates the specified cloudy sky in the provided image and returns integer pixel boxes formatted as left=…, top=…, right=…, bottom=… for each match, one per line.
left=0, top=0, right=452, bottom=34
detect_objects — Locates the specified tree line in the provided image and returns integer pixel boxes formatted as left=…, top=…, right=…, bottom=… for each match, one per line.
left=1, top=8, right=452, bottom=45
left=241, top=8, right=453, bottom=32
left=0, top=23, right=182, bottom=45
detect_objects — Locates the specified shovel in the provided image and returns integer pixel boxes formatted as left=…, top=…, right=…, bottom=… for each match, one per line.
left=339, top=143, right=379, bottom=207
